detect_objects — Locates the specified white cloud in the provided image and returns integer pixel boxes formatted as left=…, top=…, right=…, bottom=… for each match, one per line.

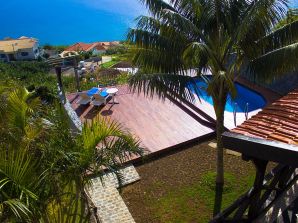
left=76, top=0, right=148, bottom=17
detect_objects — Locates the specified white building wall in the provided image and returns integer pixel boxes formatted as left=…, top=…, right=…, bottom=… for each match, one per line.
left=15, top=49, right=36, bottom=60
left=6, top=42, right=40, bottom=61
left=92, top=49, right=106, bottom=55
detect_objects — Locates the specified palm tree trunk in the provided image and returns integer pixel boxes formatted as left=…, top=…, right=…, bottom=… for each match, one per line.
left=83, top=188, right=101, bottom=223
left=213, top=102, right=225, bottom=216
left=215, top=107, right=225, bottom=185
left=213, top=88, right=226, bottom=186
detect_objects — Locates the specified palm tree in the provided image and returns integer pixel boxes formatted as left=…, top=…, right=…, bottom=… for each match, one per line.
left=0, top=84, right=142, bottom=222
left=127, top=0, right=298, bottom=188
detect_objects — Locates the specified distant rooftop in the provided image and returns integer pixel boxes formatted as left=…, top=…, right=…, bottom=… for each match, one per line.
left=0, top=36, right=38, bottom=53
left=65, top=41, right=120, bottom=52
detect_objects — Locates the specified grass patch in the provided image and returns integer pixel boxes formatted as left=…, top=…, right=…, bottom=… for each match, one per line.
left=101, top=53, right=131, bottom=68
left=146, top=171, right=254, bottom=223
left=101, top=60, right=119, bottom=69
left=101, top=56, right=121, bottom=68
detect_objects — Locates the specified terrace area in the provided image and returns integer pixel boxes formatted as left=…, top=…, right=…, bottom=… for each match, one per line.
left=66, top=85, right=215, bottom=159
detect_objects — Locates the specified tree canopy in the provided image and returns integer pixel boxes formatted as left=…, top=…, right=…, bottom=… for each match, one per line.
left=128, top=0, right=298, bottom=187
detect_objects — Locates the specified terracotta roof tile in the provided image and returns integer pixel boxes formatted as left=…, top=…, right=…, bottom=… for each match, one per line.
left=231, top=88, right=298, bottom=146
left=65, top=41, right=120, bottom=52
left=65, top=42, right=93, bottom=52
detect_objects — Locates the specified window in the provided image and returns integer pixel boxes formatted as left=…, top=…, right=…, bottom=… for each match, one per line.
left=21, top=52, right=29, bottom=56
left=0, top=54, right=6, bottom=58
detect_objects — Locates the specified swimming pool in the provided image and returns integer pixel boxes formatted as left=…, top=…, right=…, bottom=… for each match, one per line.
left=192, top=79, right=267, bottom=113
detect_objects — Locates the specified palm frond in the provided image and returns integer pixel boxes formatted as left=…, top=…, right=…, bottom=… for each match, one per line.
left=183, top=41, right=216, bottom=69
left=159, top=8, right=203, bottom=41
left=129, top=72, right=201, bottom=102
left=45, top=192, right=89, bottom=223
left=235, top=0, right=288, bottom=54
left=128, top=27, right=188, bottom=73
left=248, top=42, right=298, bottom=82
left=168, top=0, right=204, bottom=23
left=80, top=117, right=142, bottom=172
left=0, top=148, right=41, bottom=221
left=2, top=199, right=32, bottom=221
left=140, top=0, right=176, bottom=16
left=257, top=19, right=298, bottom=52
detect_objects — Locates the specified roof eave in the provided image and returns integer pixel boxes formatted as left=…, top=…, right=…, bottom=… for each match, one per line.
left=222, top=132, right=298, bottom=167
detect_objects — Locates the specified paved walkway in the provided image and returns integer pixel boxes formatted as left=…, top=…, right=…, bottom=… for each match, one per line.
left=88, top=164, right=140, bottom=223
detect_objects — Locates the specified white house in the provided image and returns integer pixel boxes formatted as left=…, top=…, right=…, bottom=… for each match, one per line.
left=0, top=36, right=41, bottom=62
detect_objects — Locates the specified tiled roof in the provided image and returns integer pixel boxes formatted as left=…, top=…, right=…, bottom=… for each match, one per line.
left=231, top=89, right=298, bottom=145
left=65, top=42, right=93, bottom=51
left=65, top=41, right=120, bottom=52
left=94, top=44, right=106, bottom=50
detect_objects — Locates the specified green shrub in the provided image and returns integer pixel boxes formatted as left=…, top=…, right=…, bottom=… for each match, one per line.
left=105, top=45, right=128, bottom=55
left=34, top=86, right=57, bottom=103
left=0, top=61, right=57, bottom=98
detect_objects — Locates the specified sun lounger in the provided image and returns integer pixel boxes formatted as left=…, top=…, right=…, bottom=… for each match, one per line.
left=77, top=92, right=92, bottom=105
left=87, top=87, right=99, bottom=97
left=91, top=93, right=108, bottom=106
left=87, top=87, right=108, bottom=97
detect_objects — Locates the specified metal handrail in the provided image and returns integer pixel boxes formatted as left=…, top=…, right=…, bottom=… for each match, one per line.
left=233, top=102, right=237, bottom=126
left=245, top=103, right=249, bottom=120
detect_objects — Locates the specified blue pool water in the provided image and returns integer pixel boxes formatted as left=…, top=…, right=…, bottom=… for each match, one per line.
left=193, top=79, right=267, bottom=113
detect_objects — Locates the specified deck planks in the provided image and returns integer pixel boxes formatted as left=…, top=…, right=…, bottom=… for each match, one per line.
left=67, top=86, right=214, bottom=156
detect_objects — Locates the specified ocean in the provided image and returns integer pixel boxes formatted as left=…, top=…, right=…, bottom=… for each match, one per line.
left=0, top=0, right=144, bottom=45
left=1, top=0, right=297, bottom=46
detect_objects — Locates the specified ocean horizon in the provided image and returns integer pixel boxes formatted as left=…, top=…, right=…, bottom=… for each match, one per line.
left=1, top=0, right=297, bottom=46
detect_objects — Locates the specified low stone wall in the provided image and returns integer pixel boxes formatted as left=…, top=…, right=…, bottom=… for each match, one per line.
left=57, top=86, right=82, bottom=132
left=63, top=98, right=82, bottom=132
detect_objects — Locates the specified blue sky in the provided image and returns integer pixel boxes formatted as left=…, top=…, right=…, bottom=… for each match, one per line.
left=1, top=0, right=297, bottom=45
left=292, top=0, right=298, bottom=7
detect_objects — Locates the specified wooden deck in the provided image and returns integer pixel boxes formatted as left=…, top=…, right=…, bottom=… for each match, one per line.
left=67, top=85, right=215, bottom=156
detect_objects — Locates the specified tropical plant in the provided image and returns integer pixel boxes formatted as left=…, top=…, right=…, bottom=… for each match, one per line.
left=43, top=44, right=68, bottom=53
left=275, top=8, right=298, bottom=29
left=105, top=44, right=128, bottom=55
left=128, top=0, right=298, bottom=190
left=0, top=84, right=142, bottom=222
left=0, top=148, right=43, bottom=222
left=0, top=61, right=56, bottom=99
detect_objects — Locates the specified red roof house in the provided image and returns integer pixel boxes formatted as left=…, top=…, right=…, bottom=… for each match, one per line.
left=65, top=41, right=120, bottom=53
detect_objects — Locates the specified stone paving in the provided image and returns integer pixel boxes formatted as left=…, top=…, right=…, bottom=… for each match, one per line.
left=88, top=164, right=140, bottom=223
